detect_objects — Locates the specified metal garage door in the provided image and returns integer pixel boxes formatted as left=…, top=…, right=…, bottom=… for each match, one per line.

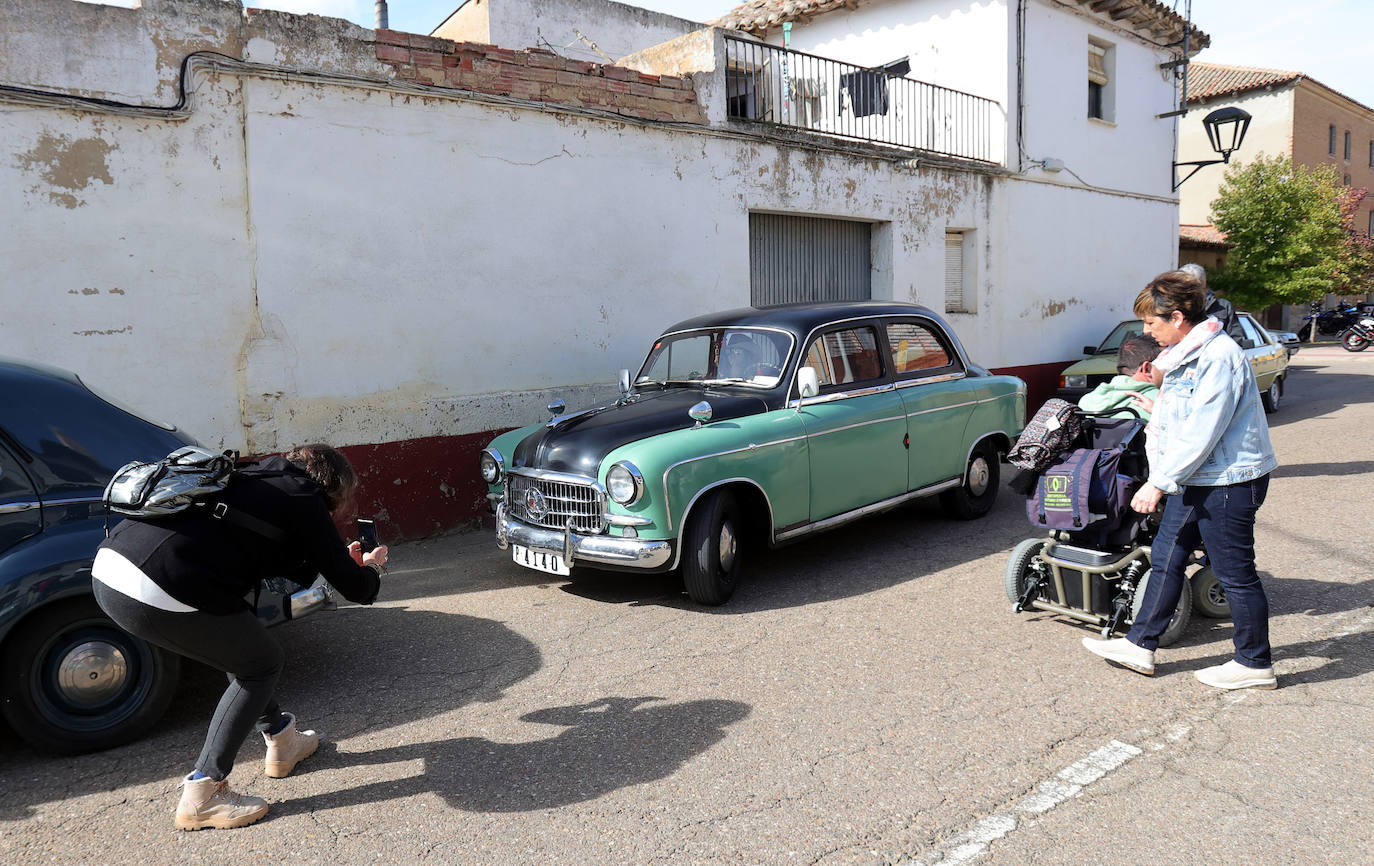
left=749, top=213, right=872, bottom=306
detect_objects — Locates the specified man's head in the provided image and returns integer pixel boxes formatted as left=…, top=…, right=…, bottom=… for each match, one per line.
left=1179, top=262, right=1207, bottom=287
left=1116, top=334, right=1161, bottom=383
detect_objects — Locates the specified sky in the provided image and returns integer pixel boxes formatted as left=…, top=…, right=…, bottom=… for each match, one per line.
left=98, top=1, right=1374, bottom=108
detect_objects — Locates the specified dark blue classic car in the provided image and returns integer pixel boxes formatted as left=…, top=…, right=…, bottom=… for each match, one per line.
left=0, top=358, right=326, bottom=753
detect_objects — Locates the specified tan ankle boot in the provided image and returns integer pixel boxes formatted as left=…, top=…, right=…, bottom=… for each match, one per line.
left=175, top=774, right=269, bottom=830
left=263, top=712, right=319, bottom=778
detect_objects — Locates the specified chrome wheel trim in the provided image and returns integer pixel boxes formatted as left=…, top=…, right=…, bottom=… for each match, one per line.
left=967, top=455, right=991, bottom=497
left=56, top=640, right=129, bottom=707
left=1268, top=381, right=1280, bottom=407
left=718, top=520, right=737, bottom=573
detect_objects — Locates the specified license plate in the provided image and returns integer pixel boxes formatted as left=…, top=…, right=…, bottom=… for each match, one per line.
left=512, top=544, right=570, bottom=576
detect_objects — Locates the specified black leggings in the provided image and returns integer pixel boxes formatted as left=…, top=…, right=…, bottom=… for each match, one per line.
left=93, top=582, right=284, bottom=780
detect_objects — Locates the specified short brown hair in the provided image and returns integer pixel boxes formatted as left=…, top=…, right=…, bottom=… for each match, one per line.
left=1133, top=270, right=1207, bottom=324
left=285, top=444, right=358, bottom=512
left=1117, top=334, right=1161, bottom=373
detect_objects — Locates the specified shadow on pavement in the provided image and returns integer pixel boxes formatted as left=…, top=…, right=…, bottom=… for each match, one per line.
left=276, top=695, right=750, bottom=815
left=557, top=493, right=1032, bottom=614
left=0, top=605, right=541, bottom=821
left=1266, top=365, right=1369, bottom=427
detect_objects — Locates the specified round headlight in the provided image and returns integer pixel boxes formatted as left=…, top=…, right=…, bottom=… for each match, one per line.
left=606, top=462, right=643, bottom=505
left=479, top=449, right=503, bottom=484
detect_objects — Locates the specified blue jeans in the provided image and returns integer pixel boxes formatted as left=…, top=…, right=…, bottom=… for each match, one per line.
left=1128, top=475, right=1271, bottom=668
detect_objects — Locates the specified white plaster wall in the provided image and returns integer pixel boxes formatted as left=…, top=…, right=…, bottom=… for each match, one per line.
left=1018, top=0, right=1179, bottom=197
left=1177, top=88, right=1295, bottom=225
left=486, top=0, right=701, bottom=61
left=1, top=0, right=1178, bottom=455
left=777, top=0, right=1010, bottom=107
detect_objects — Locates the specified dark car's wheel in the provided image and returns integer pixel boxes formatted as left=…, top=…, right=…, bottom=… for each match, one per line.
left=1261, top=377, right=1282, bottom=413
left=1129, top=568, right=1192, bottom=648
left=682, top=489, right=742, bottom=606
left=1190, top=566, right=1231, bottom=618
left=941, top=440, right=1000, bottom=520
left=0, top=596, right=179, bottom=754
left=1004, top=538, right=1048, bottom=605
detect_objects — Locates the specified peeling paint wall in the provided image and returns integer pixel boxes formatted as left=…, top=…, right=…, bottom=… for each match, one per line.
left=1, top=0, right=1177, bottom=537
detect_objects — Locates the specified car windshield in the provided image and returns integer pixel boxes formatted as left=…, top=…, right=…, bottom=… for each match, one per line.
left=1093, top=320, right=1144, bottom=354
left=637, top=327, right=792, bottom=389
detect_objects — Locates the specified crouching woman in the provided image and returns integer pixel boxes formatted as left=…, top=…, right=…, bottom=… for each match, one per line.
left=1082, top=271, right=1279, bottom=689
left=91, top=444, right=389, bottom=830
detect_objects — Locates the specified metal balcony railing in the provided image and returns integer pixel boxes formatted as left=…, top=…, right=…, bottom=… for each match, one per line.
left=724, top=35, right=1000, bottom=164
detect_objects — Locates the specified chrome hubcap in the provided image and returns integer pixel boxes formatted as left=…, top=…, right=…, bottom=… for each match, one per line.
left=718, top=520, right=737, bottom=572
left=967, top=456, right=991, bottom=497
left=57, top=641, right=128, bottom=707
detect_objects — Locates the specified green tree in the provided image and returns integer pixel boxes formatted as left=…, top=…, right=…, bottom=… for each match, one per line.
left=1207, top=155, right=1373, bottom=310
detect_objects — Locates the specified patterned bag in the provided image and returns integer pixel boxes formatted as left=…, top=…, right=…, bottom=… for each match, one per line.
left=1007, top=399, right=1082, bottom=472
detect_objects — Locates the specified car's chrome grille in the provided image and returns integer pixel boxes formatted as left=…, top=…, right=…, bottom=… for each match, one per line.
left=506, top=473, right=605, bottom=534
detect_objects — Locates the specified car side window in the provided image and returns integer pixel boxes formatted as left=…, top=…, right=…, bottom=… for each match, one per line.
left=885, top=321, right=958, bottom=376
left=1235, top=316, right=1262, bottom=350
left=802, top=326, right=884, bottom=390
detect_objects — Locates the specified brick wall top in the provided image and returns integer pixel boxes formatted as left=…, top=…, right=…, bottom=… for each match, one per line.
left=372, top=29, right=705, bottom=125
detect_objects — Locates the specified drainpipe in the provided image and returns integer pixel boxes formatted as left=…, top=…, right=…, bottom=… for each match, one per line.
left=376, top=0, right=389, bottom=30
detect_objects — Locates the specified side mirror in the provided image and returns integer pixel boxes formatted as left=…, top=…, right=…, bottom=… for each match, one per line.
left=688, top=400, right=712, bottom=427
left=617, top=369, right=631, bottom=397
left=546, top=398, right=566, bottom=418
left=1082, top=345, right=1097, bottom=355
left=797, top=366, right=820, bottom=399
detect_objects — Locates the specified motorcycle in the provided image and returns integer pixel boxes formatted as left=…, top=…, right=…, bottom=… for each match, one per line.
left=1339, top=314, right=1374, bottom=352
left=1304, top=304, right=1364, bottom=337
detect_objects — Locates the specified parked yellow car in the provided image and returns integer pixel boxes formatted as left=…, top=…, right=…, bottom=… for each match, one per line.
left=1057, top=311, right=1289, bottom=413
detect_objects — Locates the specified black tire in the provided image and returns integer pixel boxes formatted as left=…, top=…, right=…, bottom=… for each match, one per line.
left=1340, top=329, right=1370, bottom=352
left=940, top=440, right=1000, bottom=520
left=1190, top=566, right=1231, bottom=618
left=1129, top=568, right=1192, bottom=648
left=1261, top=377, right=1282, bottom=413
left=681, top=489, right=742, bottom=606
left=1004, top=538, right=1048, bottom=605
left=0, top=596, right=180, bottom=754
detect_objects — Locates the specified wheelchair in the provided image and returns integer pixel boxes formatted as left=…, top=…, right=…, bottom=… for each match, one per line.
left=1002, top=409, right=1229, bottom=647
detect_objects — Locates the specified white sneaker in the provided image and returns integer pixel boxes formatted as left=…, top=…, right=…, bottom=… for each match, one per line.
left=1082, top=636, right=1155, bottom=676
left=1195, top=660, right=1277, bottom=690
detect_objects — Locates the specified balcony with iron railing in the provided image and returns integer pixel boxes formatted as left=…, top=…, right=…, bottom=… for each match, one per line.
left=721, top=35, right=1002, bottom=164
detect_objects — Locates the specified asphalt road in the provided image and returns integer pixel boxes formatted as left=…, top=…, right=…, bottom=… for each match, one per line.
left=2, top=348, right=1371, bottom=865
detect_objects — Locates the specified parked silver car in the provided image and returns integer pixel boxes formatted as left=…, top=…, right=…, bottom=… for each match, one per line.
left=1265, top=327, right=1300, bottom=357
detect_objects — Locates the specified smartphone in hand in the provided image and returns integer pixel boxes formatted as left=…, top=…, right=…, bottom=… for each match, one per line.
left=356, top=518, right=379, bottom=554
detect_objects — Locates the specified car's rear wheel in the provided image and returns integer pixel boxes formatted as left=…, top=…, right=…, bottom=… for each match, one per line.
left=1261, top=377, right=1282, bottom=413
left=940, top=440, right=1000, bottom=520
left=681, top=489, right=742, bottom=606
left=0, top=596, right=180, bottom=754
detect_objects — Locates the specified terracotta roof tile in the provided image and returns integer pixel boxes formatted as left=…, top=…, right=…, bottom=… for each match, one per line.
left=1179, top=224, right=1230, bottom=247
left=1185, top=62, right=1302, bottom=103
left=715, top=0, right=1206, bottom=51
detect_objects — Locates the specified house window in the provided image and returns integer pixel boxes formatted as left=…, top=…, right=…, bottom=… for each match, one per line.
left=1087, top=41, right=1113, bottom=121
left=1329, top=125, right=1337, bottom=154
left=1345, top=131, right=1352, bottom=160
left=1369, top=140, right=1373, bottom=167
left=1345, top=174, right=1352, bottom=186
left=945, top=231, right=975, bottom=313
left=1368, top=211, right=1373, bottom=238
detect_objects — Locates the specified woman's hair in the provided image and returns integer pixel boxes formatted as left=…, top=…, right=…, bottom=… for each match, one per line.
left=1133, top=270, right=1208, bottom=324
left=284, top=444, right=358, bottom=512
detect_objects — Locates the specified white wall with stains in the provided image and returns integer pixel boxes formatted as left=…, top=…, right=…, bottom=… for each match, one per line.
left=2, top=0, right=1174, bottom=464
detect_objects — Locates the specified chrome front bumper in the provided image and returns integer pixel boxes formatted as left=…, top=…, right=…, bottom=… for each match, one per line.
left=495, top=502, right=672, bottom=569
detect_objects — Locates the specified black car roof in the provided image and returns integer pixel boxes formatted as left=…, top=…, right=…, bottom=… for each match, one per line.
left=660, top=301, right=947, bottom=340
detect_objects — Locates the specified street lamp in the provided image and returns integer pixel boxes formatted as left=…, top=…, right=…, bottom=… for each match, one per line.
left=1172, top=106, right=1252, bottom=191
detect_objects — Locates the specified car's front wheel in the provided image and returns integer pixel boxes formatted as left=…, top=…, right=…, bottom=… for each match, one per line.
left=0, top=596, right=180, bottom=754
left=681, top=489, right=742, bottom=606
left=940, top=440, right=1000, bottom=520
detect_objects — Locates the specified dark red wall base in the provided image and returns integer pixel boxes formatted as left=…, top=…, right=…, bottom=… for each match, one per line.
left=990, top=360, right=1073, bottom=416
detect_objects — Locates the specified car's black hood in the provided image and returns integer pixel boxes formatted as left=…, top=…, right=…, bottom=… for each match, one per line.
left=512, top=388, right=771, bottom=475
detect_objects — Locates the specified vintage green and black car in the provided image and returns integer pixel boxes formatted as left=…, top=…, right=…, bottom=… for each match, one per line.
left=479, top=302, right=1026, bottom=605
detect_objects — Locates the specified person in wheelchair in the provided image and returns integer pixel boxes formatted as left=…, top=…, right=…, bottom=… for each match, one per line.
left=1077, top=335, right=1161, bottom=420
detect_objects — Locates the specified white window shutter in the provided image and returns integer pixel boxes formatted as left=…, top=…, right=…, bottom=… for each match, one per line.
left=945, top=233, right=965, bottom=312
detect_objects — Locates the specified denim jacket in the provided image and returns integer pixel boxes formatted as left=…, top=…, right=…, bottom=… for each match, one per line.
left=1147, top=327, right=1277, bottom=494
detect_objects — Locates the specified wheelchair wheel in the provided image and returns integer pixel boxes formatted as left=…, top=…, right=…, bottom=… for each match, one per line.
left=1129, top=567, right=1192, bottom=647
left=1190, top=566, right=1230, bottom=618
left=1004, top=538, right=1048, bottom=605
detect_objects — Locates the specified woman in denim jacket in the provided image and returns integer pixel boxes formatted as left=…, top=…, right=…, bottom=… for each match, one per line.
left=1083, top=270, right=1279, bottom=689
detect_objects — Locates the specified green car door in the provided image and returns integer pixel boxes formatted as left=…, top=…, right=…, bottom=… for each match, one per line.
left=881, top=319, right=978, bottom=490
left=794, top=322, right=909, bottom=521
